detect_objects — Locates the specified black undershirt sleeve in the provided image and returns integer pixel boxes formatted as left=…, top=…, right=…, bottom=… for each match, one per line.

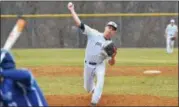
left=79, top=23, right=85, bottom=32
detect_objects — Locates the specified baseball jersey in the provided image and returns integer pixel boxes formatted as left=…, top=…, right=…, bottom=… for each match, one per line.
left=0, top=68, right=48, bottom=107
left=166, top=24, right=178, bottom=36
left=81, top=24, right=112, bottom=64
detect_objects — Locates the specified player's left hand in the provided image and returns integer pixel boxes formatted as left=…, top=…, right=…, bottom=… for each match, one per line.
left=108, top=47, right=117, bottom=66
left=103, top=41, right=117, bottom=57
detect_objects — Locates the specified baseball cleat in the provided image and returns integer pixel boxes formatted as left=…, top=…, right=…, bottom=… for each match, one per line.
left=90, top=103, right=97, bottom=107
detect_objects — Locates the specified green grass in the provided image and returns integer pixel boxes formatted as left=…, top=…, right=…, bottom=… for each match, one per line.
left=12, top=48, right=178, bottom=67
left=10, top=48, right=178, bottom=97
left=37, top=76, right=178, bottom=97
left=37, top=77, right=85, bottom=95
left=104, top=76, right=178, bottom=97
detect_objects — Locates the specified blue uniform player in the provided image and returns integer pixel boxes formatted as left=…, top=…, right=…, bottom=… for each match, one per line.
left=0, top=49, right=48, bottom=106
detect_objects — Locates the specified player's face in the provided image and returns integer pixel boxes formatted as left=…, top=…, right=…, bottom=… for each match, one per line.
left=104, top=25, right=117, bottom=38
left=171, top=22, right=174, bottom=25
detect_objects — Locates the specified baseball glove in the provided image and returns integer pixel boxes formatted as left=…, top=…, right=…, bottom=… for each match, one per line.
left=103, top=42, right=117, bottom=57
left=171, top=37, right=176, bottom=41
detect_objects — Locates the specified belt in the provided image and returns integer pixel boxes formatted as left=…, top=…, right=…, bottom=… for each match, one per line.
left=85, top=60, right=97, bottom=65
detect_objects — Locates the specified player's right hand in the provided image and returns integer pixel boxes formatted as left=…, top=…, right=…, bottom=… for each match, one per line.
left=67, top=2, right=74, bottom=11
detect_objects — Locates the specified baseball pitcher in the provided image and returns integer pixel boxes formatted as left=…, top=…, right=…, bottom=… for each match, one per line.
left=68, top=2, right=118, bottom=106
left=165, top=19, right=178, bottom=54
left=0, top=49, right=48, bottom=106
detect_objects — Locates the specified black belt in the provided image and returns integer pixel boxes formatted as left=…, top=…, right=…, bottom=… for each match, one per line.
left=85, top=60, right=97, bottom=65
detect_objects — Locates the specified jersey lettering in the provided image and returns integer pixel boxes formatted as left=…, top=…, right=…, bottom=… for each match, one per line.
left=95, top=42, right=102, bottom=47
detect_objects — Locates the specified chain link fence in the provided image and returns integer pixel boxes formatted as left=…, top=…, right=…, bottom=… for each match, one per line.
left=1, top=1, right=178, bottom=48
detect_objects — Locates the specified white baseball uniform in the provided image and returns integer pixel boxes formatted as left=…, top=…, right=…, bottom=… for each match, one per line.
left=165, top=24, right=178, bottom=53
left=81, top=24, right=112, bottom=104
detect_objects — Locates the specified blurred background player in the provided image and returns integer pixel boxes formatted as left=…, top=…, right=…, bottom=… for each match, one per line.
left=164, top=19, right=178, bottom=54
left=0, top=49, right=48, bottom=106
left=67, top=2, right=117, bottom=106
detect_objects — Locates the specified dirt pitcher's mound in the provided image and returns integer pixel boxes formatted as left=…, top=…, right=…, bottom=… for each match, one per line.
left=46, top=94, right=178, bottom=106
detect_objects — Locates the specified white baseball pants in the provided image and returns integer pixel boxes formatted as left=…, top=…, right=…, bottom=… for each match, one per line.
left=83, top=61, right=106, bottom=104
left=166, top=36, right=175, bottom=54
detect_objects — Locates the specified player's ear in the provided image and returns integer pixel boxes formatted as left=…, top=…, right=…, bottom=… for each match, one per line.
left=113, top=30, right=117, bottom=34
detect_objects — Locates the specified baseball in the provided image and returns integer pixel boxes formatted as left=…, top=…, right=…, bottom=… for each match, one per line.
left=68, top=2, right=73, bottom=8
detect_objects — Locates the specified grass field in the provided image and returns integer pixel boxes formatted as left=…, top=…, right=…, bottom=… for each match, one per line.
left=13, top=48, right=178, bottom=66
left=12, top=48, right=178, bottom=106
